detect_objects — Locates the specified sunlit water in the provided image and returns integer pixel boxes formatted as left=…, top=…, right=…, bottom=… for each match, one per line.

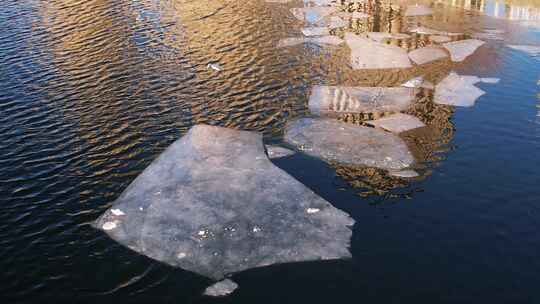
left=1, top=0, right=539, bottom=303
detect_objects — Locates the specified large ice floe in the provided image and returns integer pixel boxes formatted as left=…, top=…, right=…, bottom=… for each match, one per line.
left=308, top=85, right=416, bottom=116
left=443, top=39, right=485, bottom=62
left=94, top=125, right=354, bottom=293
left=345, top=32, right=412, bottom=69
left=284, top=118, right=414, bottom=170
left=434, top=72, right=499, bottom=107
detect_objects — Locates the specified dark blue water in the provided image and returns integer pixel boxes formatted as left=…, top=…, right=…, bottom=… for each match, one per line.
left=1, top=0, right=539, bottom=303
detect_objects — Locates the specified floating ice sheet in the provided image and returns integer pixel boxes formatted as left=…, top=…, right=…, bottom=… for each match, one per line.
left=388, top=170, right=419, bottom=178
left=434, top=72, right=498, bottom=107
left=278, top=36, right=343, bottom=47
left=443, top=39, right=485, bottom=62
left=94, top=125, right=354, bottom=283
left=309, top=85, right=416, bottom=116
left=345, top=32, right=412, bottom=69
left=284, top=118, right=414, bottom=170
left=408, top=46, right=448, bottom=65
left=365, top=113, right=426, bottom=133
left=404, top=4, right=434, bottom=16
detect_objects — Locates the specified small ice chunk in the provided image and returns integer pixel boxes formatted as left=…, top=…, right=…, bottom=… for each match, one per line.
left=404, top=4, right=434, bottom=17
left=409, top=26, right=462, bottom=36
left=365, top=113, right=426, bottom=133
left=443, top=39, right=485, bottom=62
left=480, top=78, right=500, bottom=84
left=102, top=222, right=117, bottom=231
left=111, top=209, right=125, bottom=216
left=177, top=252, right=187, bottom=259
left=207, top=63, right=222, bottom=71
left=401, top=76, right=434, bottom=89
left=307, top=208, right=321, bottom=214
left=252, top=226, right=262, bottom=233
left=198, top=230, right=207, bottom=236
left=408, top=46, right=448, bottom=65
left=389, top=170, right=419, bottom=178
left=302, top=27, right=330, bottom=37
left=266, top=145, right=295, bottom=159
left=204, top=279, right=239, bottom=297
left=434, top=72, right=485, bottom=107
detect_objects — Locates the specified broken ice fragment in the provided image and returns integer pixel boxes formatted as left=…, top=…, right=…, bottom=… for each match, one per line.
left=345, top=32, right=412, bottom=69
left=365, top=113, right=426, bottom=134
left=434, top=72, right=484, bottom=107
left=430, top=35, right=452, bottom=44
left=284, top=118, right=414, bottom=170
left=266, top=145, right=295, bottom=159
left=204, top=279, right=238, bottom=297
left=309, top=85, right=415, bottom=116
left=367, top=32, right=411, bottom=43
left=401, top=76, right=434, bottom=89
left=443, top=39, right=485, bottom=62
left=408, top=46, right=448, bottom=65
left=389, top=170, right=420, bottom=178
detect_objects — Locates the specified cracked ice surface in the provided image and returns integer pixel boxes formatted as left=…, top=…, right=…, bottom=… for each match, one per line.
left=434, top=72, right=499, bottom=107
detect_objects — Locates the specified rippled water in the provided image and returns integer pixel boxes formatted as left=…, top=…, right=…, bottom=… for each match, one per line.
left=1, top=0, right=539, bottom=303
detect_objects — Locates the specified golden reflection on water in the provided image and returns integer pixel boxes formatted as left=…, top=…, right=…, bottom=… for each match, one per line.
left=36, top=0, right=516, bottom=200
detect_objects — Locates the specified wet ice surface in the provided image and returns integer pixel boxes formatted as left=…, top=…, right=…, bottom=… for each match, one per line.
left=345, top=32, right=412, bottom=69
left=435, top=72, right=499, bottom=107
left=94, top=125, right=354, bottom=282
left=365, top=113, right=426, bottom=134
left=401, top=77, right=435, bottom=89
left=309, top=85, right=415, bottom=116
left=284, top=118, right=414, bottom=170
left=302, top=27, right=330, bottom=36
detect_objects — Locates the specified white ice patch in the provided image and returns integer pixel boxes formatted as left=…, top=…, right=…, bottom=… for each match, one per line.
left=111, top=209, right=125, bottom=216
left=307, top=208, right=320, bottom=214
left=102, top=222, right=117, bottom=231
